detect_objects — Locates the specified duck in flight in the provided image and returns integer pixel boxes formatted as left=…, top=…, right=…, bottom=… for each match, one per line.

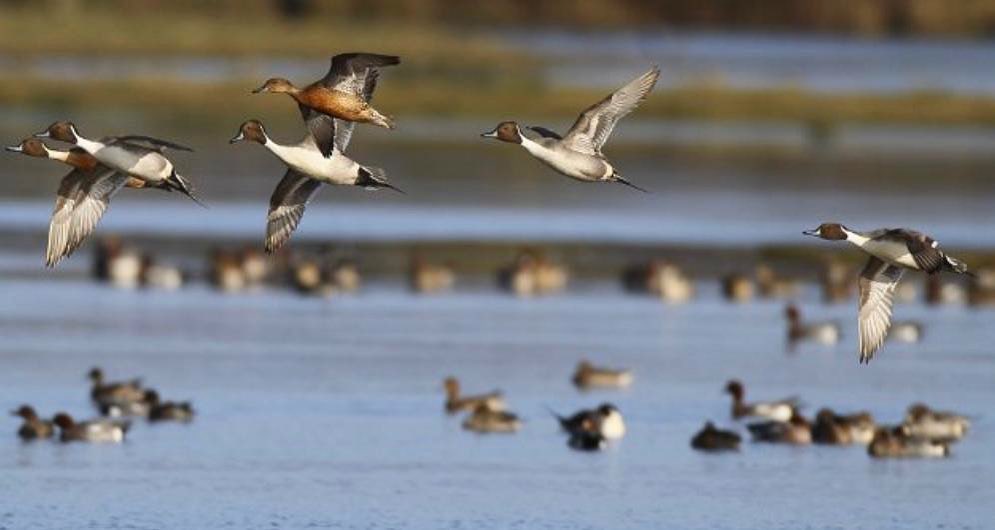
left=481, top=66, right=660, bottom=192
left=33, top=121, right=202, bottom=206
left=803, top=223, right=972, bottom=363
left=6, top=138, right=166, bottom=267
left=253, top=52, right=400, bottom=146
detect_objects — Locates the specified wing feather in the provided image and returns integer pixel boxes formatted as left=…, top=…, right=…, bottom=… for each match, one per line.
left=47, top=168, right=128, bottom=267
left=563, top=66, right=660, bottom=155
left=857, top=257, right=905, bottom=363
left=265, top=170, right=323, bottom=253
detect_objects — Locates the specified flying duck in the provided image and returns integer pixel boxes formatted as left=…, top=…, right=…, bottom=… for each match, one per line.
left=33, top=121, right=201, bottom=205
left=11, top=405, right=54, bottom=440
left=253, top=52, right=399, bottom=141
left=803, top=223, right=972, bottom=363
left=724, top=380, right=796, bottom=422
left=481, top=66, right=660, bottom=192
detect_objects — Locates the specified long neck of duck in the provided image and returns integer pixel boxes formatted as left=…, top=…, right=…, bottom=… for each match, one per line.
left=841, top=227, right=870, bottom=247
left=74, top=135, right=102, bottom=153
left=45, top=148, right=70, bottom=163
left=519, top=135, right=546, bottom=155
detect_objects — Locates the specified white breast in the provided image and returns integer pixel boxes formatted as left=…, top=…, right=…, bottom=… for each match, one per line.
left=520, top=138, right=590, bottom=181
left=267, top=142, right=359, bottom=185
left=95, top=146, right=172, bottom=182
left=600, top=411, right=626, bottom=440
left=847, top=232, right=918, bottom=269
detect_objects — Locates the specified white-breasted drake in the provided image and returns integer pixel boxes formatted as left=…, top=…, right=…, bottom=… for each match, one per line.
left=691, top=421, right=741, bottom=452
left=803, top=223, right=973, bottom=363
left=11, top=405, right=55, bottom=441
left=443, top=377, right=505, bottom=415
left=549, top=403, right=626, bottom=441
left=34, top=121, right=201, bottom=205
left=568, top=431, right=609, bottom=451
left=461, top=404, right=521, bottom=434
left=868, top=426, right=949, bottom=458
left=902, top=403, right=970, bottom=443
left=5, top=138, right=162, bottom=267
left=253, top=53, right=399, bottom=136
left=230, top=119, right=400, bottom=253
left=724, top=379, right=796, bottom=422
left=52, top=412, right=129, bottom=443
left=572, top=360, right=633, bottom=390
left=747, top=410, right=812, bottom=445
left=785, top=304, right=841, bottom=349
left=481, top=66, right=660, bottom=192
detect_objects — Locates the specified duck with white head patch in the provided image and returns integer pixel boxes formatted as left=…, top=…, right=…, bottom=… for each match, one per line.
left=33, top=121, right=202, bottom=206
left=803, top=222, right=972, bottom=363
left=481, top=66, right=659, bottom=192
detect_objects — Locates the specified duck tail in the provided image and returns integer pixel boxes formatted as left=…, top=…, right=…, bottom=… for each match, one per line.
left=943, top=255, right=973, bottom=277
left=369, top=109, right=395, bottom=130
left=610, top=171, right=650, bottom=193
left=165, top=170, right=208, bottom=208
left=357, top=166, right=404, bottom=194
left=543, top=405, right=568, bottom=429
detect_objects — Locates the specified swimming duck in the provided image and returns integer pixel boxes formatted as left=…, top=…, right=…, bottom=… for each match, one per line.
left=5, top=138, right=152, bottom=267
left=785, top=304, right=841, bottom=347
left=721, top=273, right=755, bottom=303
left=139, top=254, right=184, bottom=290
left=549, top=403, right=626, bottom=441
left=690, top=421, right=741, bottom=452
left=145, top=390, right=195, bottom=423
left=967, top=268, right=995, bottom=306
left=645, top=261, right=695, bottom=303
left=724, top=379, right=796, bottom=422
left=837, top=411, right=876, bottom=445
left=888, top=321, right=923, bottom=343
left=572, top=360, right=633, bottom=390
left=811, top=408, right=853, bottom=445
left=230, top=119, right=400, bottom=253
left=927, top=274, right=967, bottom=305
left=868, top=426, right=949, bottom=458
left=11, top=405, right=54, bottom=440
left=409, top=257, right=455, bottom=294
left=821, top=259, right=855, bottom=303
left=443, top=377, right=505, bottom=415
left=803, top=223, right=973, bottom=363
left=52, top=412, right=129, bottom=443
left=33, top=121, right=200, bottom=205
left=902, top=403, right=970, bottom=443
left=746, top=410, right=812, bottom=445
left=497, top=251, right=568, bottom=297
left=756, top=264, right=800, bottom=299
left=461, top=404, right=521, bottom=434
left=253, top=53, right=400, bottom=142
left=88, top=367, right=145, bottom=411
left=482, top=66, right=659, bottom=192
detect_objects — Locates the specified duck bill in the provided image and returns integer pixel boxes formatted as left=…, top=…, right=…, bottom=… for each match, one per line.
left=802, top=229, right=820, bottom=237
left=32, top=130, right=50, bottom=139
left=4, top=145, right=23, bottom=153
left=228, top=132, right=245, bottom=144
left=251, top=84, right=269, bottom=94
left=480, top=130, right=498, bottom=139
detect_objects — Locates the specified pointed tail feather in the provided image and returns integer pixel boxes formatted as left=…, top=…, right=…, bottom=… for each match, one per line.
left=611, top=173, right=650, bottom=193
left=357, top=166, right=404, bottom=194
left=944, top=255, right=973, bottom=277
left=165, top=171, right=208, bottom=208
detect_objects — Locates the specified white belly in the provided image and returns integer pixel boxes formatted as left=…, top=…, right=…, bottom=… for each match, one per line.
left=521, top=141, right=600, bottom=182
left=600, top=412, right=626, bottom=440
left=857, top=239, right=918, bottom=269
left=270, top=144, right=359, bottom=185
left=96, top=146, right=172, bottom=182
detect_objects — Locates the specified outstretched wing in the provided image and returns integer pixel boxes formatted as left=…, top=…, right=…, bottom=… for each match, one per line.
left=317, top=53, right=400, bottom=92
left=888, top=229, right=944, bottom=273
left=563, top=66, right=660, bottom=155
left=526, top=126, right=563, bottom=140
left=265, top=170, right=323, bottom=253
left=47, top=168, right=129, bottom=267
left=112, top=135, right=193, bottom=152
left=857, top=256, right=905, bottom=363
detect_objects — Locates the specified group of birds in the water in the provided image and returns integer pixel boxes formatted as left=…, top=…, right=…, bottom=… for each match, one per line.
left=442, top=366, right=971, bottom=457
left=691, top=380, right=970, bottom=459
left=444, top=361, right=631, bottom=451
left=3, top=51, right=979, bottom=364
left=12, top=368, right=193, bottom=443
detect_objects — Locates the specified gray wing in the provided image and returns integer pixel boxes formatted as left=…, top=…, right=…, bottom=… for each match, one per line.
left=47, top=168, right=128, bottom=267
left=563, top=66, right=660, bottom=155
left=265, top=170, right=323, bottom=253
left=317, top=53, right=400, bottom=90
left=111, top=135, right=193, bottom=152
left=887, top=229, right=944, bottom=273
left=857, top=256, right=905, bottom=363
left=526, top=126, right=563, bottom=140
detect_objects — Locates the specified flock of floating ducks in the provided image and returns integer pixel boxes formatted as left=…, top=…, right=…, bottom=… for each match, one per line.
left=443, top=366, right=971, bottom=457
left=1, top=54, right=984, bottom=365
left=12, top=368, right=193, bottom=443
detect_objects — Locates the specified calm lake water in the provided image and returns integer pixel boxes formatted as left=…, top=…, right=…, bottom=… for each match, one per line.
left=0, top=276, right=991, bottom=529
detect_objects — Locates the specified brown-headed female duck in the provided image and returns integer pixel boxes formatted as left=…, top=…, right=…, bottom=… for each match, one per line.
left=747, top=410, right=812, bottom=445
left=461, top=404, right=521, bottom=434
left=11, top=405, right=54, bottom=440
left=89, top=367, right=145, bottom=409
left=902, top=403, right=970, bottom=443
left=691, top=421, right=741, bottom=452
left=811, top=408, right=853, bottom=445
left=868, top=426, right=949, bottom=458
left=145, top=390, right=195, bottom=423
left=572, top=360, right=633, bottom=390
left=785, top=304, right=841, bottom=348
left=724, top=379, right=796, bottom=422
left=443, top=377, right=505, bottom=414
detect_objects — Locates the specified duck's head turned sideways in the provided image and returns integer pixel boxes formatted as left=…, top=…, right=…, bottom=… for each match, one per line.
left=34, top=121, right=79, bottom=144
left=252, top=78, right=298, bottom=94
left=5, top=138, right=48, bottom=157
left=230, top=120, right=268, bottom=145
left=481, top=121, right=523, bottom=144
left=803, top=222, right=848, bottom=241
